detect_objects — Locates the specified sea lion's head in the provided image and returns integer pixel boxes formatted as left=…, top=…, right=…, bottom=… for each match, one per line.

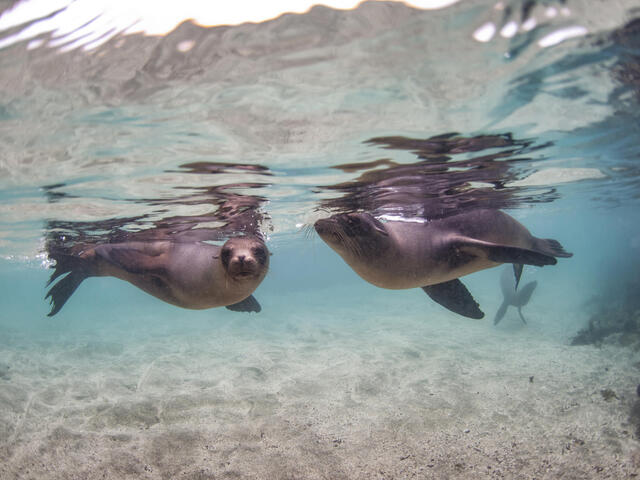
left=220, top=236, right=269, bottom=281
left=314, top=212, right=390, bottom=260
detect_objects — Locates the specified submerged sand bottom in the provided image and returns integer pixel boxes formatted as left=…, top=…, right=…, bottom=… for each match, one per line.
left=1, top=291, right=639, bottom=479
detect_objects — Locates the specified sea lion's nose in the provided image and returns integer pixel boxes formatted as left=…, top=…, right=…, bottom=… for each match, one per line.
left=237, top=255, right=246, bottom=264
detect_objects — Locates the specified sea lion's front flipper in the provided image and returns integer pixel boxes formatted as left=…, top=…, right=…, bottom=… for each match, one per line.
left=422, top=279, right=484, bottom=319
left=226, top=295, right=262, bottom=313
left=456, top=239, right=557, bottom=267
left=512, top=264, right=523, bottom=289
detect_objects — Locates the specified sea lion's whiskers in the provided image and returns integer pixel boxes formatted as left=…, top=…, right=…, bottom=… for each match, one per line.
left=342, top=233, right=363, bottom=259
left=302, top=223, right=316, bottom=240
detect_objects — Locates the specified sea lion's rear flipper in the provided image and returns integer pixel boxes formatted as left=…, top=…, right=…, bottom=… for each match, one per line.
left=226, top=295, right=262, bottom=313
left=534, top=238, right=572, bottom=258
left=45, top=270, right=87, bottom=317
left=456, top=239, right=557, bottom=267
left=513, top=264, right=523, bottom=289
left=46, top=250, right=80, bottom=287
left=517, top=307, right=527, bottom=324
left=515, top=281, right=537, bottom=307
left=493, top=300, right=509, bottom=325
left=45, top=250, right=90, bottom=317
left=422, top=279, right=484, bottom=319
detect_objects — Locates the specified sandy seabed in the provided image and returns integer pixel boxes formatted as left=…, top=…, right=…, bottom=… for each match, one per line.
left=1, top=288, right=639, bottom=480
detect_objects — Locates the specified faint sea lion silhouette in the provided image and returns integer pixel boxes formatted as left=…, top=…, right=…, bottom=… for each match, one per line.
left=493, top=266, right=537, bottom=325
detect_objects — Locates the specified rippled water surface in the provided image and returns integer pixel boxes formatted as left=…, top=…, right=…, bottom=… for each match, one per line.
left=1, top=1, right=640, bottom=478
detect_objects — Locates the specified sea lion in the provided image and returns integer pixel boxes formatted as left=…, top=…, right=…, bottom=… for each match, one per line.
left=314, top=209, right=571, bottom=319
left=45, top=236, right=269, bottom=316
left=493, top=266, right=538, bottom=325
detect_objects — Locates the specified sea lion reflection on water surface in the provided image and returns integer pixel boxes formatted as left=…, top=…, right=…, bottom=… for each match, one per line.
left=45, top=236, right=269, bottom=316
left=314, top=209, right=572, bottom=319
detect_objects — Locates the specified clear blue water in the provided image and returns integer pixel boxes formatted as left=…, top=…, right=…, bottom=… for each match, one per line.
left=1, top=1, right=640, bottom=478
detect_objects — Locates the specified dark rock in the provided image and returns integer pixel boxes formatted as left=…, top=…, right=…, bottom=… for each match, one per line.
left=600, top=389, right=618, bottom=401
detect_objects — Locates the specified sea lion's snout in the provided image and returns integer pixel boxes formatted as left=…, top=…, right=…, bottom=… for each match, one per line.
left=315, top=213, right=387, bottom=241
left=314, top=217, right=346, bottom=246
left=313, top=218, right=335, bottom=236
left=229, top=254, right=258, bottom=277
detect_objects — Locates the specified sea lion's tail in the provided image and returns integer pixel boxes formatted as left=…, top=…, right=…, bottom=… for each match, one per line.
left=45, top=249, right=89, bottom=317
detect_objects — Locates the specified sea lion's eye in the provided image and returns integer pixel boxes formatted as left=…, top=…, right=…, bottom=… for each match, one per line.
left=252, top=246, right=267, bottom=265
left=220, top=247, right=232, bottom=267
